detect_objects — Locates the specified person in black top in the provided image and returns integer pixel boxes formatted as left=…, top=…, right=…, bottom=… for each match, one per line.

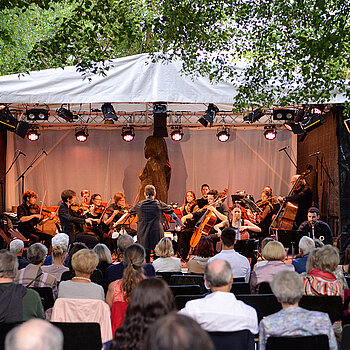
left=17, top=190, right=54, bottom=249
left=256, top=188, right=274, bottom=238
left=298, top=207, right=333, bottom=245
left=196, top=184, right=210, bottom=209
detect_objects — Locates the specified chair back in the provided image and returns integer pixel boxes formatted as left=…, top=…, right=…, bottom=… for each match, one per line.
left=257, top=282, right=272, bottom=294
left=0, top=322, right=22, bottom=350
left=169, top=284, right=201, bottom=297
left=233, top=277, right=245, bottom=282
left=266, top=334, right=329, bottom=350
left=175, top=294, right=205, bottom=310
left=230, top=282, right=250, bottom=295
left=51, top=322, right=102, bottom=350
left=169, top=274, right=207, bottom=294
left=157, top=271, right=183, bottom=284
left=208, top=330, right=255, bottom=350
left=341, top=324, right=350, bottom=350
left=29, top=287, right=55, bottom=310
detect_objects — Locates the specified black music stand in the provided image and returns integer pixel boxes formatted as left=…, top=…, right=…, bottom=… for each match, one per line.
left=234, top=239, right=257, bottom=259
left=275, top=230, right=304, bottom=258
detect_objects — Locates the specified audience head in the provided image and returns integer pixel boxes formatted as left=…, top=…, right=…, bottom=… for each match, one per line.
left=52, top=233, right=69, bottom=251
left=298, top=236, right=315, bottom=256
left=205, top=259, right=233, bottom=290
left=262, top=241, right=286, bottom=261
left=52, top=246, right=67, bottom=265
left=117, top=234, right=134, bottom=255
left=67, top=242, right=87, bottom=272
left=155, top=238, right=174, bottom=258
left=0, top=250, right=18, bottom=280
left=5, top=319, right=63, bottom=350
left=270, top=270, right=303, bottom=306
left=314, top=245, right=339, bottom=273
left=27, top=243, right=48, bottom=265
left=9, top=239, right=24, bottom=256
left=93, top=243, right=112, bottom=264
left=261, top=237, right=274, bottom=251
left=113, top=278, right=175, bottom=350
left=145, top=313, right=215, bottom=350
left=144, top=185, right=156, bottom=197
left=306, top=248, right=320, bottom=274
left=220, top=227, right=236, bottom=248
left=71, top=249, right=98, bottom=277
left=194, top=236, right=214, bottom=258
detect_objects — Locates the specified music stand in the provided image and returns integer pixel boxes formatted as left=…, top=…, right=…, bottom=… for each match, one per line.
left=115, top=213, right=138, bottom=226
left=275, top=230, right=304, bottom=258
left=234, top=239, right=257, bottom=259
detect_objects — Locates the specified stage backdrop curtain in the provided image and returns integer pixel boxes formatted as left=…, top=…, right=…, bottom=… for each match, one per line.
left=5, top=128, right=296, bottom=209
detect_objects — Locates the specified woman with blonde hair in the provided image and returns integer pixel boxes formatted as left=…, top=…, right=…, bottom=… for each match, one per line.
left=152, top=238, right=181, bottom=272
left=42, top=245, right=69, bottom=281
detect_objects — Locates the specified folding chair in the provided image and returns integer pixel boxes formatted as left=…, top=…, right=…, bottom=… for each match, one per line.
left=169, top=274, right=207, bottom=294
left=208, top=330, right=255, bottom=350
left=169, top=284, right=202, bottom=297
left=29, top=287, right=55, bottom=311
left=157, top=271, right=183, bottom=284
left=175, top=294, right=205, bottom=310
left=340, top=324, right=350, bottom=350
left=266, top=334, right=329, bottom=350
left=257, top=282, right=272, bottom=294
left=230, top=282, right=251, bottom=295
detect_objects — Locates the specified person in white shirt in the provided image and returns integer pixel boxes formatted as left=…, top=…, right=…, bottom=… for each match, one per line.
left=152, top=237, right=181, bottom=272
left=208, top=227, right=251, bottom=282
left=179, top=259, right=258, bottom=334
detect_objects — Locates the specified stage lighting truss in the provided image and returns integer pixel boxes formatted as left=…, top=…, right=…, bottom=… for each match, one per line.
left=216, top=126, right=230, bottom=142
left=26, top=108, right=49, bottom=121
left=264, top=125, right=277, bottom=140
left=170, top=126, right=184, bottom=141
left=27, top=127, right=40, bottom=141
left=198, top=104, right=219, bottom=127
left=102, top=103, right=118, bottom=121
left=121, top=126, right=135, bottom=142
left=75, top=126, right=89, bottom=142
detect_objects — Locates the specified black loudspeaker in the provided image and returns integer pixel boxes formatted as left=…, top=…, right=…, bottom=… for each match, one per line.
left=153, top=103, right=168, bottom=137
left=338, top=232, right=350, bottom=264
left=15, top=121, right=31, bottom=138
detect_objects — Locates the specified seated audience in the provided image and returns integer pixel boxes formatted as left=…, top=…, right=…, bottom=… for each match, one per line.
left=93, top=243, right=113, bottom=279
left=5, top=319, right=63, bottom=350
left=254, top=237, right=274, bottom=269
left=105, top=234, right=155, bottom=285
left=302, top=245, right=344, bottom=299
left=0, top=250, right=44, bottom=321
left=259, top=270, right=337, bottom=350
left=187, top=236, right=214, bottom=274
left=292, top=236, right=315, bottom=273
left=180, top=259, right=258, bottom=334
left=152, top=237, right=181, bottom=272
left=14, top=243, right=57, bottom=297
left=208, top=227, right=251, bottom=282
left=58, top=249, right=105, bottom=300
left=145, top=313, right=215, bottom=350
left=250, top=241, right=294, bottom=294
left=9, top=239, right=29, bottom=270
left=43, top=233, right=69, bottom=266
left=42, top=244, right=69, bottom=281
left=109, top=278, right=175, bottom=350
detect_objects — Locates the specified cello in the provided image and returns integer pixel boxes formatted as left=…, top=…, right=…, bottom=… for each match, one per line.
left=190, top=189, right=228, bottom=248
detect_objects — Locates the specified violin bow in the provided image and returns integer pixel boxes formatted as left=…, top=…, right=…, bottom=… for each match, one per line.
left=39, top=190, right=47, bottom=218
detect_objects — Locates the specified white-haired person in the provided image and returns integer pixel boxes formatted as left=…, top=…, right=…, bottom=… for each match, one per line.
left=9, top=239, right=28, bottom=270
left=152, top=238, right=181, bottom=272
left=292, top=236, right=315, bottom=273
left=43, top=233, right=69, bottom=266
left=259, top=270, right=337, bottom=350
left=250, top=241, right=294, bottom=294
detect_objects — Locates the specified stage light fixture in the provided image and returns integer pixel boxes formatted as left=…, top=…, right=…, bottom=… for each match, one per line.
left=75, top=127, right=89, bottom=142
left=273, top=109, right=297, bottom=121
left=170, top=126, right=184, bottom=141
left=264, top=126, right=277, bottom=140
left=102, top=103, right=118, bottom=121
left=0, top=107, right=17, bottom=132
left=26, top=108, right=49, bottom=121
left=121, top=126, right=135, bottom=142
left=198, top=104, right=219, bottom=127
left=27, top=127, right=40, bottom=141
left=216, top=127, right=230, bottom=142
left=244, top=108, right=265, bottom=123
left=57, top=105, right=75, bottom=122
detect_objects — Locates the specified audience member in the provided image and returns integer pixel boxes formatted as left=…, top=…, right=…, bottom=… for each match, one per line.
left=152, top=238, right=181, bottom=272
left=14, top=243, right=57, bottom=297
left=292, top=236, right=315, bottom=273
left=109, top=278, right=175, bottom=350
left=0, top=250, right=44, bottom=321
left=93, top=243, right=113, bottom=279
left=187, top=236, right=214, bottom=274
left=208, top=227, right=251, bottom=282
left=254, top=237, right=274, bottom=269
left=42, top=245, right=69, bottom=281
left=145, top=313, right=215, bottom=350
left=58, top=249, right=104, bottom=300
left=105, top=234, right=155, bottom=285
left=250, top=241, right=294, bottom=294
left=9, top=239, right=28, bottom=270
left=43, top=233, right=69, bottom=266
left=259, top=270, right=337, bottom=350
left=5, top=319, right=63, bottom=350
left=180, top=259, right=258, bottom=333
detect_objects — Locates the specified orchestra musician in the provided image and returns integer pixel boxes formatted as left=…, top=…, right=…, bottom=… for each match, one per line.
left=196, top=184, right=210, bottom=209
left=177, top=191, right=199, bottom=261
left=81, top=189, right=90, bottom=204
left=17, top=190, right=55, bottom=249
left=255, top=188, right=274, bottom=239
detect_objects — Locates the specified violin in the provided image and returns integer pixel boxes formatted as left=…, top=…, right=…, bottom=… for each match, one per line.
left=29, top=204, right=56, bottom=220
left=69, top=202, right=90, bottom=217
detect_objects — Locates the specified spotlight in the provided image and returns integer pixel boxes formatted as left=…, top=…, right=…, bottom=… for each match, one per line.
left=272, top=109, right=298, bottom=121
left=57, top=105, right=75, bottom=122
left=26, top=108, right=49, bottom=121
left=27, top=127, right=40, bottom=141
left=0, top=107, right=17, bottom=132
left=216, top=127, right=230, bottom=142
left=121, top=126, right=135, bottom=142
left=102, top=103, right=118, bottom=121
left=170, top=126, right=184, bottom=141
left=264, top=126, right=277, bottom=140
left=75, top=127, right=88, bottom=142
left=244, top=109, right=265, bottom=123
left=198, top=104, right=219, bottom=127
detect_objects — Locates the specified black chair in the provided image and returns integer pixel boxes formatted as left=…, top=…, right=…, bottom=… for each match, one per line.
left=230, top=282, right=250, bottom=295
left=169, top=284, right=202, bottom=297
left=257, top=282, right=272, bottom=294
left=157, top=271, right=183, bottom=284
left=341, top=324, right=350, bottom=350
left=169, top=274, right=207, bottom=294
left=266, top=334, right=329, bottom=350
left=208, top=330, right=255, bottom=350
left=51, top=322, right=102, bottom=350
left=235, top=294, right=282, bottom=322
left=29, top=287, right=55, bottom=311
left=175, top=294, right=205, bottom=310
left=0, top=322, right=22, bottom=350
left=299, top=295, right=343, bottom=323
left=233, top=277, right=245, bottom=283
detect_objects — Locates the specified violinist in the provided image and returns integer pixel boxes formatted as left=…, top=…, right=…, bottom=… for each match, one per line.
left=81, top=189, right=91, bottom=205
left=58, top=189, right=93, bottom=243
left=17, top=190, right=54, bottom=249
left=255, top=188, right=274, bottom=239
